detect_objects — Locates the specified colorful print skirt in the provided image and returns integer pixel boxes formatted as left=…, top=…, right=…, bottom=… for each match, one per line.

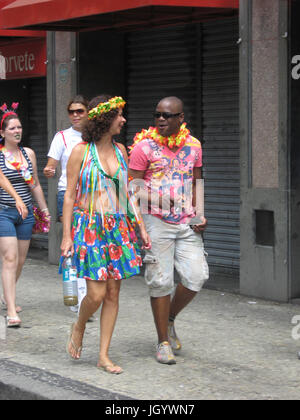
left=67, top=208, right=142, bottom=282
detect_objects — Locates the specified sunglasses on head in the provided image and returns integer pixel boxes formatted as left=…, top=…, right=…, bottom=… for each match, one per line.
left=154, top=112, right=182, bottom=120
left=68, top=109, right=86, bottom=115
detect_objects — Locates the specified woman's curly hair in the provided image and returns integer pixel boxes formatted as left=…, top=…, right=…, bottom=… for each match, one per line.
left=82, top=95, right=119, bottom=144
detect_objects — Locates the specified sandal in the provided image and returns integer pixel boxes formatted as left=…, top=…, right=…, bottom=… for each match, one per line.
left=97, top=363, right=124, bottom=375
left=66, top=323, right=83, bottom=360
left=6, top=316, right=21, bottom=328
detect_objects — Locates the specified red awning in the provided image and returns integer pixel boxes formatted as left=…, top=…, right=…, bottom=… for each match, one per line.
left=0, top=0, right=239, bottom=31
left=0, top=1, right=46, bottom=36
left=0, top=30, right=45, bottom=37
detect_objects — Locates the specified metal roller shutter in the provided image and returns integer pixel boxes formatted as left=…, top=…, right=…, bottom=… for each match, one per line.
left=27, top=78, right=48, bottom=249
left=202, top=18, right=239, bottom=272
left=126, top=18, right=239, bottom=273
left=126, top=25, right=199, bottom=144
left=27, top=77, right=48, bottom=200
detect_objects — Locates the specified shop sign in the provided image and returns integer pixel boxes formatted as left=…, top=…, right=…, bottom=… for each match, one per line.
left=0, top=39, right=46, bottom=80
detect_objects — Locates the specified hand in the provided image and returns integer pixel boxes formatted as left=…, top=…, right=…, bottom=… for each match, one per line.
left=139, top=227, right=152, bottom=250
left=61, top=237, right=74, bottom=257
left=190, top=217, right=207, bottom=234
left=41, top=208, right=51, bottom=218
left=15, top=198, right=28, bottom=220
left=43, top=166, right=56, bottom=178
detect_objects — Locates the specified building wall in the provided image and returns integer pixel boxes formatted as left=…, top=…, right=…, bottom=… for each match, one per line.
left=239, top=0, right=290, bottom=301
left=290, top=0, right=300, bottom=300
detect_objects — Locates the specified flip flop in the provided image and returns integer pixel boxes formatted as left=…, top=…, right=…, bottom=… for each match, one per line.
left=66, top=323, right=82, bottom=360
left=6, top=316, right=21, bottom=328
left=97, top=364, right=124, bottom=375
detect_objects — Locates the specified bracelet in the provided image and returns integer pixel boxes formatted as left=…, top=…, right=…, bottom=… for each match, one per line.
left=41, top=208, right=49, bottom=213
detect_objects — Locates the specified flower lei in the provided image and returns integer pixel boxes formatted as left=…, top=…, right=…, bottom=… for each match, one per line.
left=88, top=96, right=126, bottom=120
left=129, top=123, right=190, bottom=153
left=0, top=145, right=35, bottom=189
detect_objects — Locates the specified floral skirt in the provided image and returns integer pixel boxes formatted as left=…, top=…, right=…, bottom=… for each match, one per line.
left=69, top=208, right=142, bottom=282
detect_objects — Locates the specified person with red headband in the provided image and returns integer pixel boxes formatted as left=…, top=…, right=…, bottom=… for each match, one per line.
left=0, top=103, right=49, bottom=328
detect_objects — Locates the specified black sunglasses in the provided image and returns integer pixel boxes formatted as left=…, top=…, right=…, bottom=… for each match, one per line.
left=68, top=109, right=86, bottom=115
left=154, top=112, right=182, bottom=120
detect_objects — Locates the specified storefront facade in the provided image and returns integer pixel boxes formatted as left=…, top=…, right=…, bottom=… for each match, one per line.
left=0, top=9, right=48, bottom=246
left=2, top=0, right=299, bottom=303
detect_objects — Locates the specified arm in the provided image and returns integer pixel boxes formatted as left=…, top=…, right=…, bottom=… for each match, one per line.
left=25, top=148, right=49, bottom=216
left=191, top=166, right=207, bottom=233
left=0, top=169, right=28, bottom=219
left=60, top=144, right=86, bottom=257
left=43, top=157, right=59, bottom=178
left=43, top=133, right=64, bottom=178
left=117, top=144, right=151, bottom=250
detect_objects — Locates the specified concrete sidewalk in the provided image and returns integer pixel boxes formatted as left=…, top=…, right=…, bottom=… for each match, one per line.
left=1, top=255, right=300, bottom=400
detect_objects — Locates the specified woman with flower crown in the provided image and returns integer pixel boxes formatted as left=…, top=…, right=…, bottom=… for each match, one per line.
left=0, top=104, right=50, bottom=328
left=61, top=95, right=151, bottom=374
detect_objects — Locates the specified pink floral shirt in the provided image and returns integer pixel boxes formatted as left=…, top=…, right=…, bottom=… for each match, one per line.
left=129, top=135, right=203, bottom=224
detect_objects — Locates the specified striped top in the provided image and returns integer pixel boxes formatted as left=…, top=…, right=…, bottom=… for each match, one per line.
left=0, top=147, right=33, bottom=207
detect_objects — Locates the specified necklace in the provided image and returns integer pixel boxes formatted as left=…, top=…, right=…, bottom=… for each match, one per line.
left=0, top=145, right=35, bottom=188
left=130, top=123, right=190, bottom=152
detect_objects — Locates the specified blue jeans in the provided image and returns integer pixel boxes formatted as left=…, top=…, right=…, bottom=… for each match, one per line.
left=57, top=190, right=66, bottom=219
left=0, top=205, right=35, bottom=240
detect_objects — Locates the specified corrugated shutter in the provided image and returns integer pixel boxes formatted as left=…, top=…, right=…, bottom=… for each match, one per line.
left=202, top=18, right=240, bottom=271
left=126, top=18, right=240, bottom=272
left=27, top=78, right=48, bottom=249
left=27, top=77, right=48, bottom=200
left=126, top=25, right=198, bottom=144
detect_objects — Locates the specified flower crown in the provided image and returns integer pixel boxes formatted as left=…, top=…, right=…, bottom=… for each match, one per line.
left=0, top=102, right=19, bottom=129
left=88, top=96, right=126, bottom=120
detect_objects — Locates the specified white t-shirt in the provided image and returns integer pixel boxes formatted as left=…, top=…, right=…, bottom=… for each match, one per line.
left=47, top=127, right=82, bottom=191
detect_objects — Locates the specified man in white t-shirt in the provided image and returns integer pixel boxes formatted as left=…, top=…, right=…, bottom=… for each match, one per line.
left=45, top=127, right=82, bottom=220
left=44, top=98, right=88, bottom=222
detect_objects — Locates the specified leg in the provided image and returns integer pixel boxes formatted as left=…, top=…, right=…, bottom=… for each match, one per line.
left=67, top=280, right=107, bottom=359
left=142, top=215, right=177, bottom=364
left=169, top=227, right=209, bottom=350
left=142, top=215, right=176, bottom=343
left=173, top=226, right=208, bottom=318
left=151, top=295, right=171, bottom=344
left=0, top=237, right=19, bottom=319
left=16, top=239, right=31, bottom=282
left=98, top=278, right=122, bottom=373
left=170, top=283, right=197, bottom=320
left=168, top=284, right=197, bottom=352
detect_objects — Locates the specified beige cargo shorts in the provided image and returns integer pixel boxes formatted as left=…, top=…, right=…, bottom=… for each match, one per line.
left=142, top=214, right=209, bottom=298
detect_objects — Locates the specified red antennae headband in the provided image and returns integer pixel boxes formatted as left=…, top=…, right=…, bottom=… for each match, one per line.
left=0, top=103, right=19, bottom=130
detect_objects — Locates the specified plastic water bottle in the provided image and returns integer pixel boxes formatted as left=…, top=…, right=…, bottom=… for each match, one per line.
left=62, top=254, right=78, bottom=307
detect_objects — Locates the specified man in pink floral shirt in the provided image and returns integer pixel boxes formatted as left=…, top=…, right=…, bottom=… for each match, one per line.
left=129, top=97, right=209, bottom=365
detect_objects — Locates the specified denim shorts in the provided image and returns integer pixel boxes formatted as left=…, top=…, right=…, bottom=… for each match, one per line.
left=0, top=204, right=35, bottom=240
left=57, top=190, right=66, bottom=218
left=142, top=214, right=209, bottom=298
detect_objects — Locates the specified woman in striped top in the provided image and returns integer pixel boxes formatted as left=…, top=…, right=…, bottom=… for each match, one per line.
left=0, top=111, right=49, bottom=327
left=0, top=168, right=28, bottom=219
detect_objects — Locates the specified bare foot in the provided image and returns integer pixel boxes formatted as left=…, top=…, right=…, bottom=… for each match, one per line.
left=97, top=357, right=123, bottom=374
left=67, top=322, right=85, bottom=360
